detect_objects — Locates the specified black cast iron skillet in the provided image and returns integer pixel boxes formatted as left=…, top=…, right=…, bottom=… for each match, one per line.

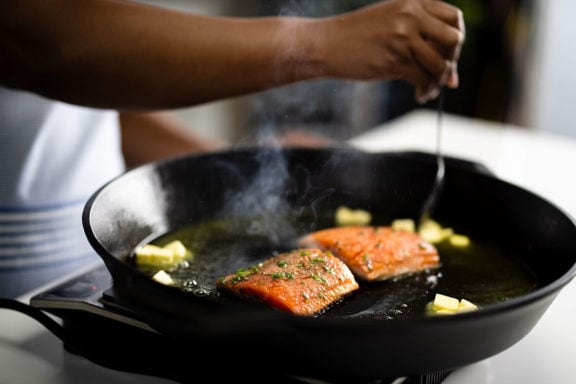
left=82, top=147, right=576, bottom=382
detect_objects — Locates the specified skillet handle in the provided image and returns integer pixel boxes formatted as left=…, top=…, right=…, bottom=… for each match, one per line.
left=443, top=155, right=495, bottom=177
left=404, top=150, right=496, bottom=177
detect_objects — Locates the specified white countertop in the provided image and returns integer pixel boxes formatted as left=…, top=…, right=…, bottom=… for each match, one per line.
left=351, top=110, right=576, bottom=384
left=1, top=109, right=575, bottom=383
left=351, top=110, right=576, bottom=219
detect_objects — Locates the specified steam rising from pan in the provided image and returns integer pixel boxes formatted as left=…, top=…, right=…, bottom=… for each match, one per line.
left=221, top=148, right=294, bottom=245
left=249, top=1, right=365, bottom=144
left=220, top=1, right=365, bottom=246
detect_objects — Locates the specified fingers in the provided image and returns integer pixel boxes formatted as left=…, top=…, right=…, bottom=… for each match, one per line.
left=445, top=62, right=459, bottom=89
left=413, top=36, right=460, bottom=94
left=409, top=62, right=451, bottom=104
left=406, top=30, right=453, bottom=103
left=423, top=1, right=465, bottom=88
left=319, top=0, right=464, bottom=103
left=411, top=0, right=465, bottom=102
left=424, top=0, right=465, bottom=31
left=420, top=16, right=464, bottom=61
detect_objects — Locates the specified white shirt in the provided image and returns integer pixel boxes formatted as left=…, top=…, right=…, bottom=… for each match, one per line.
left=0, top=87, right=125, bottom=298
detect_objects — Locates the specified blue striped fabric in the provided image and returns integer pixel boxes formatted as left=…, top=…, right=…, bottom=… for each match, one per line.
left=0, top=202, right=95, bottom=269
left=0, top=202, right=104, bottom=298
left=0, top=88, right=125, bottom=298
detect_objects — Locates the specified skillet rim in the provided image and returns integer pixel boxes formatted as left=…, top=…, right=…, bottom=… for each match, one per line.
left=81, top=147, right=576, bottom=327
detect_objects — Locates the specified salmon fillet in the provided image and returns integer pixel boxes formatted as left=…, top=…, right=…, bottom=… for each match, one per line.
left=217, top=248, right=359, bottom=316
left=298, top=226, right=440, bottom=282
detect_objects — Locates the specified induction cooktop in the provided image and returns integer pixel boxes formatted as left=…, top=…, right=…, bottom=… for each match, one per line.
left=29, top=264, right=453, bottom=384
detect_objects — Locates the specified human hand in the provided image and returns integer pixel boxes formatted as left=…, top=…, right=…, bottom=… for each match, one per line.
left=317, top=0, right=465, bottom=104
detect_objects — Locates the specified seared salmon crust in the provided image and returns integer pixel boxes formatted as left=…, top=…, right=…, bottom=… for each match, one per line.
left=217, top=248, right=359, bottom=316
left=299, top=226, right=440, bottom=282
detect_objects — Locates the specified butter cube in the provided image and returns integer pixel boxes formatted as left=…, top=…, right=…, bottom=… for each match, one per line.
left=135, top=244, right=174, bottom=266
left=164, top=240, right=189, bottom=260
left=449, top=234, right=471, bottom=248
left=458, top=299, right=479, bottom=312
left=391, top=219, right=416, bottom=233
left=426, top=294, right=479, bottom=316
left=152, top=270, right=174, bottom=285
left=418, top=220, right=453, bottom=244
left=335, top=206, right=372, bottom=226
left=432, top=293, right=460, bottom=311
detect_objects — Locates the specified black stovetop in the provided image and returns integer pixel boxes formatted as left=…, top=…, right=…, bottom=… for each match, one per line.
left=30, top=264, right=452, bottom=384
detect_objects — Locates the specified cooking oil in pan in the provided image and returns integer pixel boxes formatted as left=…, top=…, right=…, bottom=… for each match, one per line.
left=128, top=214, right=539, bottom=320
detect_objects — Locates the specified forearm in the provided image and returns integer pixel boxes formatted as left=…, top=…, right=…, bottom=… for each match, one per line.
left=1, top=0, right=464, bottom=109
left=0, top=0, right=326, bottom=110
left=119, top=111, right=227, bottom=168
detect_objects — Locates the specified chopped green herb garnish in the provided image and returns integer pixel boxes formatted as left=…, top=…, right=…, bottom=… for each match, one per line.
left=310, top=273, right=327, bottom=284
left=270, top=272, right=284, bottom=279
left=268, top=271, right=294, bottom=280
left=228, top=266, right=259, bottom=284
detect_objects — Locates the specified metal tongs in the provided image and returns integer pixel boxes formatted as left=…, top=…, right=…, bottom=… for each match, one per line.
left=418, top=88, right=445, bottom=228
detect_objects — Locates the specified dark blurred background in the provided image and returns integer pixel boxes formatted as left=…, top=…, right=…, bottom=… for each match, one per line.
left=244, top=0, right=537, bottom=141
left=139, top=0, right=540, bottom=143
